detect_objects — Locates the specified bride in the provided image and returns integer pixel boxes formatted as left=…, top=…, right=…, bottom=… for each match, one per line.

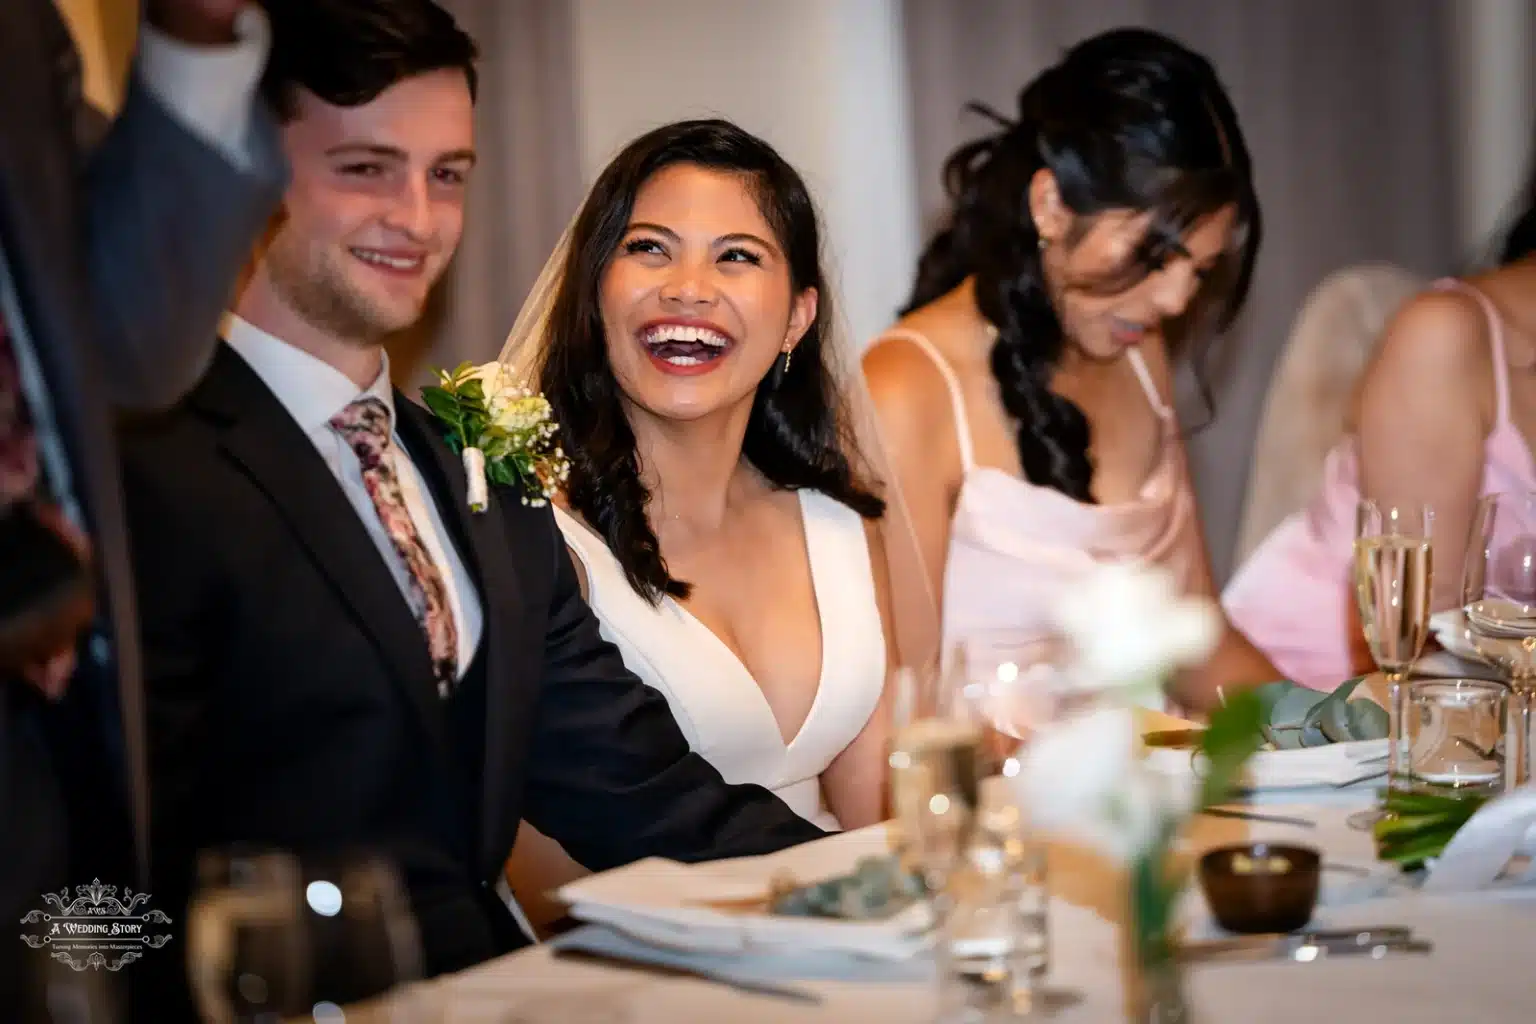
left=498, top=119, right=935, bottom=928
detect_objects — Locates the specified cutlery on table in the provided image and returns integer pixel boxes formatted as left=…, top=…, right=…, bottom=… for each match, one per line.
left=1199, top=808, right=1317, bottom=828
left=1180, top=926, right=1429, bottom=964
left=552, top=947, right=824, bottom=1004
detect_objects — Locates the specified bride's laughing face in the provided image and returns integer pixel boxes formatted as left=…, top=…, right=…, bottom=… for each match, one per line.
left=599, top=163, right=816, bottom=423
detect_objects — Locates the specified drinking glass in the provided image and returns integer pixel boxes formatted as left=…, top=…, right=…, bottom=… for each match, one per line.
left=188, top=849, right=429, bottom=1024
left=186, top=848, right=309, bottom=1024
left=298, top=853, right=425, bottom=1017
left=1405, top=678, right=1506, bottom=794
left=890, top=634, right=1057, bottom=1022
left=1461, top=492, right=1536, bottom=788
left=1353, top=499, right=1434, bottom=791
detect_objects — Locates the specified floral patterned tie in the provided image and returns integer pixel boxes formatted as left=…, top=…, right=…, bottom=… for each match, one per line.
left=0, top=312, right=40, bottom=507
left=331, top=397, right=459, bottom=697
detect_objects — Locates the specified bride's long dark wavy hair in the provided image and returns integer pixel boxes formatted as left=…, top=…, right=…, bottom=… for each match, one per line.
left=537, top=119, right=883, bottom=604
left=903, top=28, right=1261, bottom=503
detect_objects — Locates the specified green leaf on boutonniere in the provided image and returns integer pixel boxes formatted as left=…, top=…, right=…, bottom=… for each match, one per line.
left=1197, top=688, right=1265, bottom=809
left=421, top=385, right=463, bottom=427
left=486, top=459, right=515, bottom=487
left=457, top=378, right=488, bottom=408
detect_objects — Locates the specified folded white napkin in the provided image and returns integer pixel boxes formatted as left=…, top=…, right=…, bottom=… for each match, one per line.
left=557, top=826, right=930, bottom=962
left=1146, top=738, right=1388, bottom=791
left=549, top=923, right=931, bottom=984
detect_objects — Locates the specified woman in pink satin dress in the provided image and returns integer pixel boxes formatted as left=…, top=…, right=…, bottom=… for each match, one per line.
left=1226, top=177, right=1536, bottom=690
left=863, top=29, right=1279, bottom=715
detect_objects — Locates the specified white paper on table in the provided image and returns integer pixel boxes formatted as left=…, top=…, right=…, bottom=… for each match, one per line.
left=1421, top=784, right=1536, bottom=892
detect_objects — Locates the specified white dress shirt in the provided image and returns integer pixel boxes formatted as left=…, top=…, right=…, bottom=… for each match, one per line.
left=137, top=5, right=271, bottom=168
left=224, top=315, right=485, bottom=677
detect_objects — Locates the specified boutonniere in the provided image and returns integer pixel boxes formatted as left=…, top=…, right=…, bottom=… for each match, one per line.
left=420, top=362, right=569, bottom=513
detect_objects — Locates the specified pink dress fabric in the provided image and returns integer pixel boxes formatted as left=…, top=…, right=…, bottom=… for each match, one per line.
left=874, top=330, right=1203, bottom=686
left=1223, top=279, right=1536, bottom=690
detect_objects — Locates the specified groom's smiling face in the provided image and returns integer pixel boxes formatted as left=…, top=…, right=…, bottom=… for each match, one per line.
left=265, top=68, right=476, bottom=342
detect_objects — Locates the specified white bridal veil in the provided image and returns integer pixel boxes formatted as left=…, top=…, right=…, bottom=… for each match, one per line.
left=495, top=213, right=943, bottom=680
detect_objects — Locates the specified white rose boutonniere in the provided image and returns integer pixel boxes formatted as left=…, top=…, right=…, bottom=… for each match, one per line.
left=420, top=362, right=570, bottom=513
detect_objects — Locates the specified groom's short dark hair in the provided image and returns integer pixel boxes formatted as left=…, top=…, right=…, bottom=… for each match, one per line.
left=258, top=0, right=479, bottom=121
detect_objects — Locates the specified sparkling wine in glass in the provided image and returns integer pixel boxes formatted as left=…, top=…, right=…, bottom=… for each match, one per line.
left=1353, top=500, right=1433, bottom=792
left=1461, top=492, right=1536, bottom=788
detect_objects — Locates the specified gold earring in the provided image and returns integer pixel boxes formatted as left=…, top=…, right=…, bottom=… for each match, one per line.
left=782, top=347, right=793, bottom=374
left=1037, top=235, right=1049, bottom=252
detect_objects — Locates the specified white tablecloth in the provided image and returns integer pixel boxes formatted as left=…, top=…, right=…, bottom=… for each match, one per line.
left=419, top=800, right=1536, bottom=1023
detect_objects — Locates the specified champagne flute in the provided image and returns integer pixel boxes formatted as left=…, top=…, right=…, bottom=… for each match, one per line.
left=1353, top=499, right=1434, bottom=792
left=1460, top=492, right=1536, bottom=788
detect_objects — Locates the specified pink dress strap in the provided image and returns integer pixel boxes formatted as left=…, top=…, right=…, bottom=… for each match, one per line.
left=1431, top=278, right=1513, bottom=426
left=1125, top=348, right=1175, bottom=421
left=870, top=328, right=977, bottom=471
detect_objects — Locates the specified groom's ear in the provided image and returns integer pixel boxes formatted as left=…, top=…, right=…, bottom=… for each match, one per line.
left=785, top=286, right=818, bottom=351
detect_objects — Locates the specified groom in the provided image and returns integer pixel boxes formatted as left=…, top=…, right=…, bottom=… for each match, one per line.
left=121, top=0, right=825, bottom=1016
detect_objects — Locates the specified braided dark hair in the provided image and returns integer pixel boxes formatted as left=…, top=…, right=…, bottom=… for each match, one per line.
left=537, top=119, right=882, bottom=604
left=904, top=28, right=1261, bottom=502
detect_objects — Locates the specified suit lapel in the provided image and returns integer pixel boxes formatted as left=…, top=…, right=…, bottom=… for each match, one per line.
left=194, top=348, right=449, bottom=753
left=394, top=395, right=531, bottom=877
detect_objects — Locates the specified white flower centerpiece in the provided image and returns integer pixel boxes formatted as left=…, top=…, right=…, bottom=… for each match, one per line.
left=421, top=362, right=570, bottom=513
left=1009, top=563, right=1266, bottom=1024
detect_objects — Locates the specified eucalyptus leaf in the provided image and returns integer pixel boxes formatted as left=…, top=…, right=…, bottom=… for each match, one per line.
left=1298, top=721, right=1332, bottom=747
left=1316, top=693, right=1389, bottom=743
left=1264, top=724, right=1303, bottom=749
left=1251, top=680, right=1295, bottom=721
left=1303, top=677, right=1385, bottom=744
left=1271, top=685, right=1328, bottom=729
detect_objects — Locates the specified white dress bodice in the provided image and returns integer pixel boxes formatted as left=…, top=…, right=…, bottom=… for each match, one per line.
left=554, top=489, right=887, bottom=831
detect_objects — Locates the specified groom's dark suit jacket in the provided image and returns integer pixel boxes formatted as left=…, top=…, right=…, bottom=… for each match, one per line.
left=120, top=344, right=825, bottom=1019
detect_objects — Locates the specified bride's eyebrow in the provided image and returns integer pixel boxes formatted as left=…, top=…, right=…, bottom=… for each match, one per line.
left=625, top=222, right=780, bottom=256
left=716, top=232, right=778, bottom=255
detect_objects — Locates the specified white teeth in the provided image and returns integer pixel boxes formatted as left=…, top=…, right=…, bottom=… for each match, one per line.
left=644, top=324, right=729, bottom=347
left=353, top=249, right=422, bottom=271
left=662, top=354, right=706, bottom=366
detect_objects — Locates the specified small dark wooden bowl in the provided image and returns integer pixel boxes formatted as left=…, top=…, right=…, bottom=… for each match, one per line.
left=1198, top=842, right=1321, bottom=934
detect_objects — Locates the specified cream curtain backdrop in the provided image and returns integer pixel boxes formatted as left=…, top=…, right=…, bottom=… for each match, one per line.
left=900, top=0, right=1461, bottom=583
left=393, top=0, right=585, bottom=384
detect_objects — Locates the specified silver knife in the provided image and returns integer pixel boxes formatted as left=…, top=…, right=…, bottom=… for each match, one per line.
left=1180, top=927, right=1428, bottom=964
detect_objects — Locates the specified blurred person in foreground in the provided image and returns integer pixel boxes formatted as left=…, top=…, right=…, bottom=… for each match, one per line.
left=0, top=0, right=284, bottom=1010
